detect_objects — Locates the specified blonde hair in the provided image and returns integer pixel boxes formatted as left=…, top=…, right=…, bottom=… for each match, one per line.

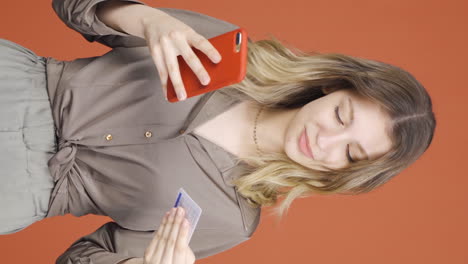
left=220, top=35, right=436, bottom=220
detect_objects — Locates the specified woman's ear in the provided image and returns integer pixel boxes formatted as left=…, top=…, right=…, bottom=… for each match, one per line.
left=321, top=86, right=339, bottom=94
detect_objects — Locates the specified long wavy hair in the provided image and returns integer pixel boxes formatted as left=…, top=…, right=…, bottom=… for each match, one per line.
left=219, top=35, right=436, bottom=219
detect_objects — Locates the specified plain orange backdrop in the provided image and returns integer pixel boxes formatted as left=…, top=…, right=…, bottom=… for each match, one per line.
left=1, top=0, right=467, bottom=263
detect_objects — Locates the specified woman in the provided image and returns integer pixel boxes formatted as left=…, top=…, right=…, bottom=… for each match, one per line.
left=0, top=0, right=435, bottom=263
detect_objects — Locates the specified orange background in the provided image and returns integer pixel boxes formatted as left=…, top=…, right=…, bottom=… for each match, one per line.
left=1, top=0, right=467, bottom=263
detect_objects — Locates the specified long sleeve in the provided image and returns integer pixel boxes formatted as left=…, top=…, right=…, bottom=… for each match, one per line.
left=56, top=221, right=249, bottom=264
left=52, top=0, right=148, bottom=48
left=56, top=222, right=147, bottom=264
left=51, top=0, right=246, bottom=49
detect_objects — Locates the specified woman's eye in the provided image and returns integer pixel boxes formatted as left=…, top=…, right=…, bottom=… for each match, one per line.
left=346, top=144, right=355, bottom=163
left=335, top=106, right=344, bottom=125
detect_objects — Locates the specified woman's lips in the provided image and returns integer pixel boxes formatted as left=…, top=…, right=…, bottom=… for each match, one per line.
left=299, top=127, right=314, bottom=159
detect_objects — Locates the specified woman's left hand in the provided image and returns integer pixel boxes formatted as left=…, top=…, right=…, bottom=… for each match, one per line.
left=142, top=207, right=196, bottom=264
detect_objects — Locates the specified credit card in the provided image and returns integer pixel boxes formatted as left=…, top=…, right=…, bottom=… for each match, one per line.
left=173, top=188, right=202, bottom=243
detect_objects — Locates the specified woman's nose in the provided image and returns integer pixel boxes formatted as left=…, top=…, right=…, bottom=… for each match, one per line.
left=316, top=130, right=349, bottom=152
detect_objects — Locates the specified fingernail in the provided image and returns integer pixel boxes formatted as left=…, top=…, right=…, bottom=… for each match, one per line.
left=183, top=219, right=189, bottom=227
left=177, top=207, right=183, bottom=216
left=170, top=208, right=176, bottom=216
left=202, top=76, right=210, bottom=85
left=214, top=55, right=221, bottom=63
left=178, top=92, right=185, bottom=101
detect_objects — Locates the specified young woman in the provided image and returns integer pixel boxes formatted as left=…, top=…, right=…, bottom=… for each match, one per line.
left=0, top=0, right=435, bottom=263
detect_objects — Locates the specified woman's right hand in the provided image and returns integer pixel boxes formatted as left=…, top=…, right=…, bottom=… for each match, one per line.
left=140, top=11, right=222, bottom=101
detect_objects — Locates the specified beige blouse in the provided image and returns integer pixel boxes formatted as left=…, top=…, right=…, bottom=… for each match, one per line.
left=45, top=0, right=260, bottom=263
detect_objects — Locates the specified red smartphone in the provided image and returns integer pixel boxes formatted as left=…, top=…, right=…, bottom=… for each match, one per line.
left=166, top=28, right=248, bottom=103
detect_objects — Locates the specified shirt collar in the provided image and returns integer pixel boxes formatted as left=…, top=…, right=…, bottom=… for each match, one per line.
left=178, top=89, right=239, bottom=162
left=179, top=89, right=261, bottom=233
left=182, top=89, right=244, bottom=174
left=182, top=89, right=241, bottom=136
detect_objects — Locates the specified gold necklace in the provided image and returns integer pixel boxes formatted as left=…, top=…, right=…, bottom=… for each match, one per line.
left=253, top=105, right=264, bottom=154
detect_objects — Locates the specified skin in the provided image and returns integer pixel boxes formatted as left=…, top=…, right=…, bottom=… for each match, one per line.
left=251, top=89, right=393, bottom=171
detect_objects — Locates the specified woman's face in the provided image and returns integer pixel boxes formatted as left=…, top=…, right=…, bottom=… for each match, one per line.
left=284, top=89, right=393, bottom=171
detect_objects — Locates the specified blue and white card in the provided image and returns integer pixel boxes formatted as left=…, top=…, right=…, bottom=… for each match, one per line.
left=173, top=188, right=202, bottom=243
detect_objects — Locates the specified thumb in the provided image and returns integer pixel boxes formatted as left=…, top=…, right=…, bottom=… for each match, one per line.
left=186, top=247, right=196, bottom=264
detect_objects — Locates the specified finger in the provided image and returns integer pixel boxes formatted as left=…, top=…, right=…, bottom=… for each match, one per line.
left=162, top=207, right=185, bottom=264
left=172, top=32, right=211, bottom=86
left=186, top=245, right=196, bottom=264
left=149, top=43, right=169, bottom=100
left=151, top=207, right=177, bottom=264
left=161, top=35, right=186, bottom=101
left=179, top=218, right=190, bottom=246
left=187, top=32, right=222, bottom=64
left=173, top=218, right=191, bottom=264
left=143, top=211, right=169, bottom=262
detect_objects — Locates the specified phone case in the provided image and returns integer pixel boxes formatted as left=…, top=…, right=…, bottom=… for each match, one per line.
left=166, top=28, right=248, bottom=103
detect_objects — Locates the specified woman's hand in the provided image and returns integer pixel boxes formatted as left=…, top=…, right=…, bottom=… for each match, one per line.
left=142, top=207, right=196, bottom=264
left=141, top=11, right=222, bottom=101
